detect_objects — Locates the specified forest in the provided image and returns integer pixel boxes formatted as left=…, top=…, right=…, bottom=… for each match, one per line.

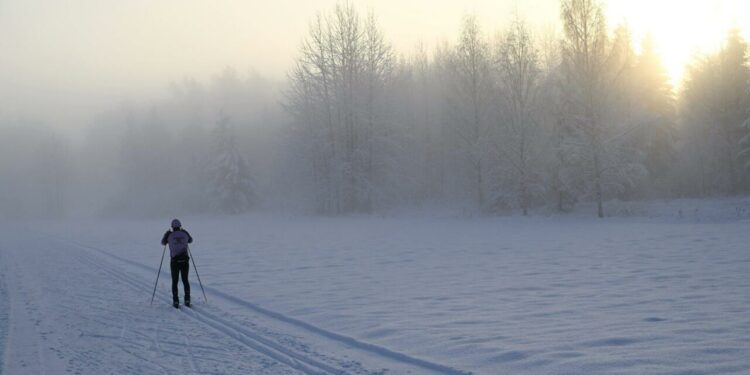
left=1, top=0, right=748, bottom=218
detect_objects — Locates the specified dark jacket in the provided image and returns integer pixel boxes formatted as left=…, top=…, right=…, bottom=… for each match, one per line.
left=161, top=229, right=193, bottom=259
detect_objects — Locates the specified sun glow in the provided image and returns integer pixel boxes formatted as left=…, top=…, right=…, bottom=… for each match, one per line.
left=606, top=0, right=750, bottom=89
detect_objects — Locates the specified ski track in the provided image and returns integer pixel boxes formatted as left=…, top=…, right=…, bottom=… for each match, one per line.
left=54, top=234, right=470, bottom=375
left=8, top=215, right=748, bottom=375
left=0, top=232, right=309, bottom=375
left=70, top=245, right=335, bottom=375
left=1, top=236, right=69, bottom=374
left=0, top=246, right=8, bottom=375
left=0, top=230, right=469, bottom=375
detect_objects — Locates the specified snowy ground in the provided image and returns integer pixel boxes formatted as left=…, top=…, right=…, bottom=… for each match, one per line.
left=1, top=206, right=749, bottom=374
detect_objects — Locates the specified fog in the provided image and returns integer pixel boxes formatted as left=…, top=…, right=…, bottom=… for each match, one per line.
left=0, top=0, right=563, bottom=130
left=1, top=0, right=749, bottom=218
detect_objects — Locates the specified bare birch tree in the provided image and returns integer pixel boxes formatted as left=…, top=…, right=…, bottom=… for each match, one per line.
left=286, top=2, right=393, bottom=213
left=559, top=0, right=645, bottom=217
left=445, top=15, right=493, bottom=210
left=495, top=19, right=544, bottom=215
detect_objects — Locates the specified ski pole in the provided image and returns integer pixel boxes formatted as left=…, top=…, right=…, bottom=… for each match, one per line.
left=187, top=245, right=208, bottom=303
left=151, top=245, right=167, bottom=306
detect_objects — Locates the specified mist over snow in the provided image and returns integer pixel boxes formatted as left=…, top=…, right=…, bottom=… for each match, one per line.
left=0, top=1, right=749, bottom=375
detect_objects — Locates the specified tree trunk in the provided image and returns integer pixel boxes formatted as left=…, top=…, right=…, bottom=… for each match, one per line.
left=594, top=151, right=604, bottom=218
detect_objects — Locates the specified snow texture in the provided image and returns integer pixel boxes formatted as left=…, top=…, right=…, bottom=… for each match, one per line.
left=1, top=205, right=749, bottom=374
left=0, top=251, right=7, bottom=373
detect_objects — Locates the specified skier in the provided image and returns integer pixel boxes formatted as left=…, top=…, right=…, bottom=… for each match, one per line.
left=161, top=219, right=193, bottom=308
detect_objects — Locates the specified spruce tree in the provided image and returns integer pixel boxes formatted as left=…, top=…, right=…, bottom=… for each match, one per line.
left=210, top=115, right=255, bottom=214
left=633, top=35, right=676, bottom=194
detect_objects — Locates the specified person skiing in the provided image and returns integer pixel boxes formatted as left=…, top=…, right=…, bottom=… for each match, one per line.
left=161, top=219, right=193, bottom=308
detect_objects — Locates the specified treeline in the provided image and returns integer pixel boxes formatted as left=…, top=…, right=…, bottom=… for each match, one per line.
left=1, top=0, right=748, bottom=218
left=285, top=0, right=750, bottom=216
left=70, top=70, right=285, bottom=217
left=1, top=70, right=285, bottom=218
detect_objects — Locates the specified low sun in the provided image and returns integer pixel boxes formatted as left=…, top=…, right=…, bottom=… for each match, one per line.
left=608, top=0, right=750, bottom=89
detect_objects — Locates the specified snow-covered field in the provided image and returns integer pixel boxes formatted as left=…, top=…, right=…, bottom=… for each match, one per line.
left=1, top=206, right=749, bottom=374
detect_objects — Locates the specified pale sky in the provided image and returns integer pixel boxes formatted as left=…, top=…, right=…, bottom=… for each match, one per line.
left=0, top=0, right=748, bottom=129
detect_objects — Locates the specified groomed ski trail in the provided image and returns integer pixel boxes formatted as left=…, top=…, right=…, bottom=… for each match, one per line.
left=71, top=248, right=340, bottom=375
left=1, top=229, right=472, bottom=375
left=1, top=232, right=304, bottom=375
left=57, top=234, right=472, bottom=375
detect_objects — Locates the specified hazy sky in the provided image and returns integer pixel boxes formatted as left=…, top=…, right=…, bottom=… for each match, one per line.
left=1, top=0, right=748, bottom=129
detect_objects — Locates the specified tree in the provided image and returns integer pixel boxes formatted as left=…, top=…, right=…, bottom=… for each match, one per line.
left=560, top=0, right=609, bottom=217
left=445, top=15, right=493, bottom=210
left=742, top=98, right=750, bottom=171
left=718, top=29, right=749, bottom=191
left=717, top=29, right=750, bottom=189
left=559, top=0, right=645, bottom=217
left=536, top=27, right=580, bottom=212
left=209, top=114, right=255, bottom=214
left=285, top=1, right=393, bottom=213
left=682, top=28, right=749, bottom=194
left=679, top=56, right=724, bottom=195
left=359, top=12, right=394, bottom=211
left=494, top=19, right=546, bottom=215
left=631, top=35, right=676, bottom=195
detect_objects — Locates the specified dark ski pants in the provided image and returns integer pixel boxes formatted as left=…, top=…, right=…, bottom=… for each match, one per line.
left=170, top=258, right=190, bottom=303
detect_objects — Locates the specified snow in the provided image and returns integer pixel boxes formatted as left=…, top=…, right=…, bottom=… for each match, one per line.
left=1, top=204, right=749, bottom=374
left=0, top=258, right=7, bottom=372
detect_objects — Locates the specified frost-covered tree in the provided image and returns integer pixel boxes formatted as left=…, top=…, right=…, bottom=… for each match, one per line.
left=36, top=2, right=750, bottom=218
left=358, top=12, right=395, bottom=210
left=536, top=27, right=580, bottom=212
left=494, top=19, right=545, bottom=215
left=742, top=93, right=750, bottom=171
left=444, top=15, right=493, bottom=210
left=716, top=29, right=750, bottom=191
left=559, top=0, right=646, bottom=217
left=398, top=45, right=445, bottom=204
left=709, top=29, right=750, bottom=189
left=679, top=57, right=724, bottom=195
left=209, top=115, right=255, bottom=214
left=559, top=0, right=609, bottom=217
left=631, top=35, right=676, bottom=195
left=285, top=2, right=393, bottom=213
left=682, top=29, right=749, bottom=194
left=742, top=100, right=750, bottom=171
left=385, top=43, right=454, bottom=208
